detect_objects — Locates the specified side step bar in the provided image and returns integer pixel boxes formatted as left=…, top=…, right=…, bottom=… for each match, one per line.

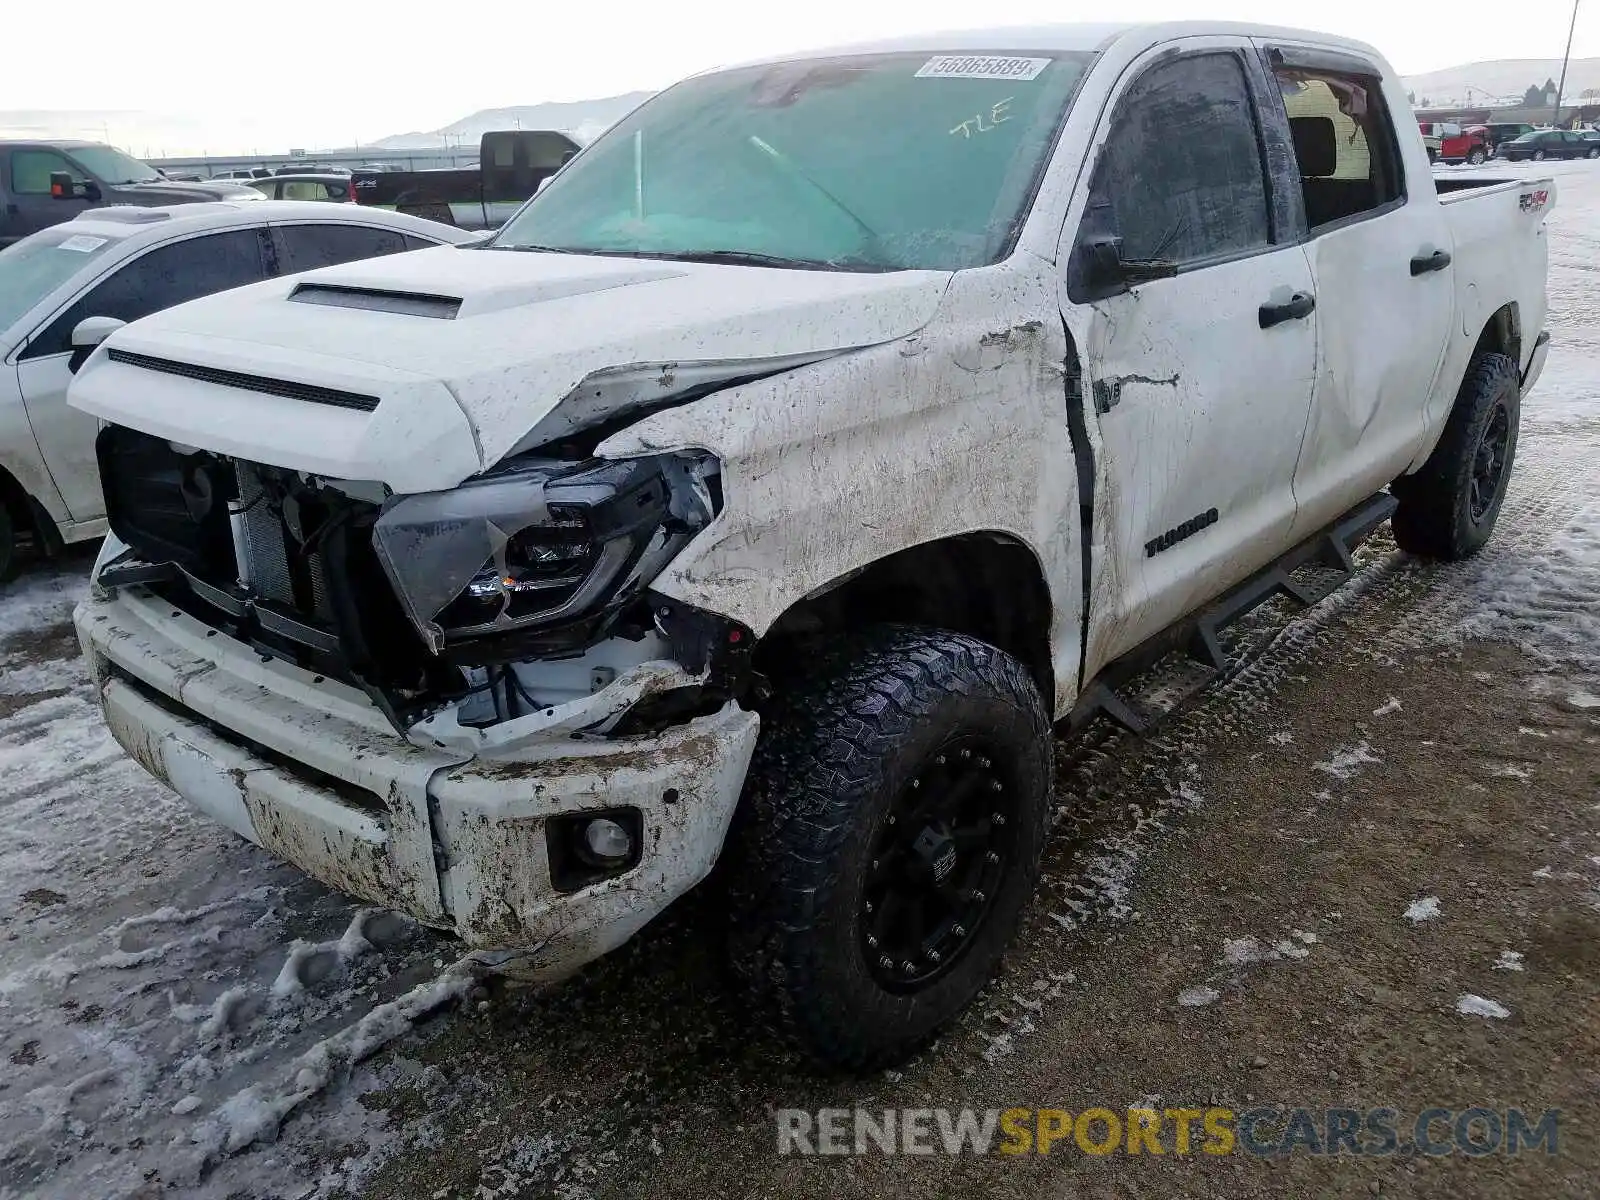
left=1067, top=492, right=1397, bottom=736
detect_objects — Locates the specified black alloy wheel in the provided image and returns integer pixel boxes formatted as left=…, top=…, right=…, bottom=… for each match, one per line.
left=1469, top=401, right=1511, bottom=523
left=860, top=733, right=1018, bottom=991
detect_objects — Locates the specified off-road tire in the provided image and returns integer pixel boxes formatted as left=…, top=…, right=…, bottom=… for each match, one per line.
left=725, top=625, right=1052, bottom=1070
left=1392, top=352, right=1520, bottom=561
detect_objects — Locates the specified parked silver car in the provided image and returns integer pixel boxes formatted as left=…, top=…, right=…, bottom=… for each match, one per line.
left=0, top=201, right=471, bottom=577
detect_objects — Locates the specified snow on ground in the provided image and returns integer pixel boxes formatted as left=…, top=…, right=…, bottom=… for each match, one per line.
left=0, top=562, right=470, bottom=1199
left=1456, top=994, right=1512, bottom=1020
left=1404, top=896, right=1443, bottom=924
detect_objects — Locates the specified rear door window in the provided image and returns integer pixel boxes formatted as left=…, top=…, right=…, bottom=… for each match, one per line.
left=271, top=223, right=410, bottom=274
left=1274, top=64, right=1404, bottom=230
left=20, top=228, right=267, bottom=360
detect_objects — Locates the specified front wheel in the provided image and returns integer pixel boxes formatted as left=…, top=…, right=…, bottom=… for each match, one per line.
left=1392, top=353, right=1520, bottom=561
left=1468, top=147, right=1487, bottom=165
left=725, top=625, right=1053, bottom=1069
left=1588, top=147, right=1600, bottom=159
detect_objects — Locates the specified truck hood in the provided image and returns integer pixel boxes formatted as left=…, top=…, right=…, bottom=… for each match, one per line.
left=69, top=245, right=950, bottom=492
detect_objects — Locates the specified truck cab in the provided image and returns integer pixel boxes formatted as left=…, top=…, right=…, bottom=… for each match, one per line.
left=351, top=130, right=581, bottom=230
left=0, top=141, right=261, bottom=247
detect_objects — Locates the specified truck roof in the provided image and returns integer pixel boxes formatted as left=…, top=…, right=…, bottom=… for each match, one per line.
left=0, top=138, right=106, bottom=149
left=731, top=21, right=1385, bottom=68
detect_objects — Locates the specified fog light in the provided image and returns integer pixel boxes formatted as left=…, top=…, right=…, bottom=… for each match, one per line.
left=580, top=817, right=633, bottom=865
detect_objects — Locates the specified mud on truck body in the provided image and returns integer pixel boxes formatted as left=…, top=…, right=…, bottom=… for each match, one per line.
left=70, top=22, right=1552, bottom=1067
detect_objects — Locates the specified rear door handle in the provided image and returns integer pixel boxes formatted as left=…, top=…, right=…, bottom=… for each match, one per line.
left=1410, top=249, right=1452, bottom=275
left=1259, top=291, right=1316, bottom=329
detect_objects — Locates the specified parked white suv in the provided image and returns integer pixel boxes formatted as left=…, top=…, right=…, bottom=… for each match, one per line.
left=70, top=22, right=1551, bottom=1068
left=0, top=203, right=472, bottom=577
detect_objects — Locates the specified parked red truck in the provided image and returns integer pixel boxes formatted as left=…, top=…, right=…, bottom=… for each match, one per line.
left=1417, top=122, right=1492, bottom=165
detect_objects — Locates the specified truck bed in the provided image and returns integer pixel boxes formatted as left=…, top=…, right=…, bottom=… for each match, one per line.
left=1434, top=174, right=1550, bottom=199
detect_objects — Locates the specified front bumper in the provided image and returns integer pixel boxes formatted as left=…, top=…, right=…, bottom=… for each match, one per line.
left=75, top=583, right=760, bottom=980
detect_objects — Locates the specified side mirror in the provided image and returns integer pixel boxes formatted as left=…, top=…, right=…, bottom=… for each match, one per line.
left=49, top=172, right=100, bottom=201
left=68, top=316, right=124, bottom=374
left=1083, top=236, right=1127, bottom=289
left=1080, top=234, right=1179, bottom=295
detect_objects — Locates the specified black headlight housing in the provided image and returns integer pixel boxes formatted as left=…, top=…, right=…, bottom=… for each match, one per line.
left=372, top=452, right=717, bottom=661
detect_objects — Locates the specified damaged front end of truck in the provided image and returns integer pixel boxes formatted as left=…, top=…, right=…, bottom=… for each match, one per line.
left=73, top=355, right=807, bottom=974
left=92, top=428, right=748, bottom=741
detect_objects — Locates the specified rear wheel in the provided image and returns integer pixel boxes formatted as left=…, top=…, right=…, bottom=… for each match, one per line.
left=725, top=625, right=1052, bottom=1069
left=1533, top=149, right=1548, bottom=161
left=1392, top=352, right=1520, bottom=561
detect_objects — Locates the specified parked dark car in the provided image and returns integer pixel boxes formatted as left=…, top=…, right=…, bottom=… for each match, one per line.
left=1483, top=122, right=1536, bottom=153
left=1497, top=129, right=1600, bottom=161
left=0, top=140, right=261, bottom=246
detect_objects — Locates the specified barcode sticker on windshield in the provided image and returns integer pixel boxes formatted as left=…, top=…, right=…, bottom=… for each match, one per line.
left=56, top=235, right=106, bottom=253
left=916, top=56, right=1050, bottom=81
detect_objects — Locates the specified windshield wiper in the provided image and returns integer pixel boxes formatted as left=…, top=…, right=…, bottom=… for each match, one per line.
left=633, top=248, right=892, bottom=272
left=746, top=136, right=886, bottom=256
left=482, top=244, right=891, bottom=271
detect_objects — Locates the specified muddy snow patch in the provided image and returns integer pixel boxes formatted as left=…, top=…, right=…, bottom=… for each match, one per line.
left=1177, top=985, right=1220, bottom=1008
left=1493, top=950, right=1526, bottom=972
left=1456, top=994, right=1511, bottom=1019
left=1568, top=689, right=1600, bottom=710
left=1314, top=741, right=1382, bottom=781
left=1221, top=936, right=1266, bottom=967
left=1372, top=697, right=1403, bottom=717
left=1405, top=897, right=1443, bottom=924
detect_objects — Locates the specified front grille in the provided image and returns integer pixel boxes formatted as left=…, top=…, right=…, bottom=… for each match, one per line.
left=234, top=463, right=294, bottom=608
left=106, top=348, right=381, bottom=412
left=233, top=462, right=340, bottom=628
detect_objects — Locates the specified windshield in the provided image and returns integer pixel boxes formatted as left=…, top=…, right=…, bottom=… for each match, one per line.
left=493, top=51, right=1095, bottom=272
left=70, top=144, right=162, bottom=185
left=0, top=228, right=122, bottom=337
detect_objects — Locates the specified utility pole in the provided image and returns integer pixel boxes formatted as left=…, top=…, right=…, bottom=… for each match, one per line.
left=1555, top=0, right=1582, bottom=126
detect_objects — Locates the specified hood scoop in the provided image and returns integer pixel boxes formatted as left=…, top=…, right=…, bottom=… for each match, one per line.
left=289, top=283, right=463, bottom=320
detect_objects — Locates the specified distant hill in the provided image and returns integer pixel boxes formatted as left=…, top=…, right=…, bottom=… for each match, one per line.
left=373, top=91, right=654, bottom=149
left=1401, top=58, right=1600, bottom=107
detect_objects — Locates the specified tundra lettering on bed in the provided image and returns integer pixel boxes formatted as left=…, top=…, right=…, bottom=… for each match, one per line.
left=69, top=21, right=1553, bottom=1068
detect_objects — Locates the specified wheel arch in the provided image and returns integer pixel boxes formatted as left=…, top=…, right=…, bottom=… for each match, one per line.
left=755, top=532, right=1055, bottom=706
left=1472, top=302, right=1522, bottom=370
left=0, top=461, right=63, bottom=557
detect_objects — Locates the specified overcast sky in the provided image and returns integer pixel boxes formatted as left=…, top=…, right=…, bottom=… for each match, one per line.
left=4, top=0, right=1595, bottom=154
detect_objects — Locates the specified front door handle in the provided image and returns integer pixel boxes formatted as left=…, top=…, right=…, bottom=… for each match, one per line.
left=1410, top=249, right=1452, bottom=275
left=1259, top=291, right=1316, bottom=329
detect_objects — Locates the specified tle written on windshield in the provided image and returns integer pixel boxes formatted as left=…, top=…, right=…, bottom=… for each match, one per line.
left=491, top=51, right=1096, bottom=272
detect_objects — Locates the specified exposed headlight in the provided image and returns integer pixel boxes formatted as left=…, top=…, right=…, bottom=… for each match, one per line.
left=372, top=452, right=716, bottom=655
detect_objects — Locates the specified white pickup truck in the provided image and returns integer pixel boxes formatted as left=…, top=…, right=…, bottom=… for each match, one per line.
left=70, top=22, right=1551, bottom=1068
